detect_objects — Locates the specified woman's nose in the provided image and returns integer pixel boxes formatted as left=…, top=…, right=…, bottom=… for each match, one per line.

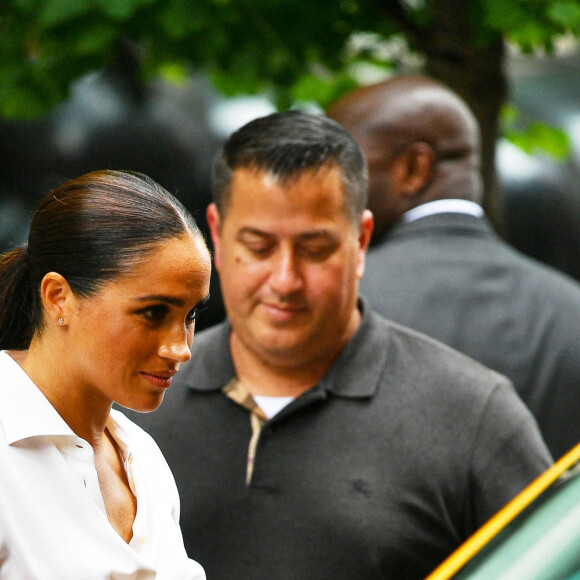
left=158, top=326, right=193, bottom=363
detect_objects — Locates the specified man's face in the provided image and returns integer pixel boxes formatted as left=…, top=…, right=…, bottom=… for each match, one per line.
left=208, top=165, right=372, bottom=371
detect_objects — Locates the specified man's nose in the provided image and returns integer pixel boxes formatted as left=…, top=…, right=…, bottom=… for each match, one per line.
left=269, top=247, right=304, bottom=295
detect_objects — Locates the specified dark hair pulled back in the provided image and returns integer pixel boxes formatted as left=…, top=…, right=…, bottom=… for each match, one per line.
left=0, top=169, right=200, bottom=350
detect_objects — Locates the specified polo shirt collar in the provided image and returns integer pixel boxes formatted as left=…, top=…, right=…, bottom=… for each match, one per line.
left=188, top=297, right=389, bottom=400
left=187, top=322, right=236, bottom=391
left=319, top=298, right=389, bottom=398
left=0, top=350, right=75, bottom=445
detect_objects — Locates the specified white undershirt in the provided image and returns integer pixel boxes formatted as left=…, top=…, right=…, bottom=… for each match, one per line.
left=253, top=395, right=296, bottom=419
left=402, top=199, right=484, bottom=223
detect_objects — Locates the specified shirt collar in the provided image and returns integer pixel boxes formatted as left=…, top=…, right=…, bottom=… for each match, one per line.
left=186, top=297, right=391, bottom=400
left=318, top=298, right=390, bottom=398
left=185, top=322, right=237, bottom=391
left=0, top=351, right=76, bottom=444
left=402, top=199, right=484, bottom=223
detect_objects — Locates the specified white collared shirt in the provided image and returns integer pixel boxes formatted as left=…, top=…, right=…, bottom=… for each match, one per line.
left=0, top=350, right=206, bottom=580
left=402, top=199, right=484, bottom=223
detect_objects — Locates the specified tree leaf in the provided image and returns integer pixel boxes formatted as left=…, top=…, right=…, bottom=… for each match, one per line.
left=505, top=122, right=571, bottom=160
left=94, top=0, right=156, bottom=20
left=39, top=0, right=92, bottom=27
left=548, top=0, right=580, bottom=31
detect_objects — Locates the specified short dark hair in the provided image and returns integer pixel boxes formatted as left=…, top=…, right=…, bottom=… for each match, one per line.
left=211, top=110, right=368, bottom=223
left=0, top=169, right=203, bottom=350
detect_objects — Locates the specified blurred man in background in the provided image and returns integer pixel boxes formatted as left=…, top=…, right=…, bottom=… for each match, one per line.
left=329, top=75, right=580, bottom=459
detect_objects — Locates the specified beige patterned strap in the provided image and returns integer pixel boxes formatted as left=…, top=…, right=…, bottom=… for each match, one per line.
left=222, top=378, right=267, bottom=484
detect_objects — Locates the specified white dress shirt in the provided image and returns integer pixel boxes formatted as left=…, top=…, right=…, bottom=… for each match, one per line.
left=0, top=350, right=206, bottom=580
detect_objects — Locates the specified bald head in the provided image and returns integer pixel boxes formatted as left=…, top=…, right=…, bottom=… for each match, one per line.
left=328, top=75, right=483, bottom=242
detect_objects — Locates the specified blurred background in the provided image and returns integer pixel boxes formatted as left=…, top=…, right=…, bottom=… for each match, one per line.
left=2, top=1, right=580, bottom=329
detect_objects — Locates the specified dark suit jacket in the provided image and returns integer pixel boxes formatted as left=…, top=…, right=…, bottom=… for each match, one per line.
left=360, top=212, right=580, bottom=459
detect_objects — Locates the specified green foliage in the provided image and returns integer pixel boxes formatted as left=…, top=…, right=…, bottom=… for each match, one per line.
left=1, top=0, right=579, bottom=123
left=501, top=104, right=571, bottom=160
left=482, top=0, right=574, bottom=51
left=0, top=2, right=121, bottom=117
left=288, top=71, right=359, bottom=111
left=548, top=0, right=580, bottom=33
left=0, top=0, right=391, bottom=117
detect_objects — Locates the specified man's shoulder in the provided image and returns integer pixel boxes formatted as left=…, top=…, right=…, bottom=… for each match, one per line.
left=508, top=244, right=580, bottom=292
left=357, top=311, right=530, bottom=447
left=368, top=308, right=499, bottom=368
left=370, top=310, right=512, bottom=391
left=364, top=213, right=492, bottom=264
left=368, top=216, right=580, bottom=296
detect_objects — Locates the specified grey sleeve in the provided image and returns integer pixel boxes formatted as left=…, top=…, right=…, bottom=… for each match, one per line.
left=469, top=377, right=553, bottom=529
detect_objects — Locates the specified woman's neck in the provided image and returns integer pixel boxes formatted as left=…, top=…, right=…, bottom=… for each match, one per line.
left=18, top=343, right=111, bottom=448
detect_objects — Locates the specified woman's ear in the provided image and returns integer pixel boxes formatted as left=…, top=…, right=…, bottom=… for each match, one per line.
left=40, top=272, right=74, bottom=326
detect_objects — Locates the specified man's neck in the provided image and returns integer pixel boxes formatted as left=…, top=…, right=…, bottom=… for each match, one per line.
left=229, top=334, right=328, bottom=397
left=230, top=327, right=359, bottom=397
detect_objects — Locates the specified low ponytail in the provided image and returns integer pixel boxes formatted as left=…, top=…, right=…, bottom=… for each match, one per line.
left=0, top=246, right=37, bottom=350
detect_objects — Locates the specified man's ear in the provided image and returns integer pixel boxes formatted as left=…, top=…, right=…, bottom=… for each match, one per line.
left=40, top=272, right=74, bottom=326
left=206, top=203, right=222, bottom=271
left=356, top=209, right=374, bottom=279
left=396, top=142, right=436, bottom=197
left=358, top=209, right=374, bottom=252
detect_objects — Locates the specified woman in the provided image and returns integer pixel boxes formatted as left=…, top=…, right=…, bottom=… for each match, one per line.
left=0, top=170, right=210, bottom=579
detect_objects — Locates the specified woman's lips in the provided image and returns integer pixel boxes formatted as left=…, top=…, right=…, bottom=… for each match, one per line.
left=141, top=371, right=176, bottom=388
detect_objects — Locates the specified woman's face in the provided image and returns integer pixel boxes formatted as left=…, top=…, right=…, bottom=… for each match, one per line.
left=66, top=233, right=211, bottom=412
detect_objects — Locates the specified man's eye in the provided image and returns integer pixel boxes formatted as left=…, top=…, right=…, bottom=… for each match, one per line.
left=301, top=245, right=334, bottom=260
left=246, top=243, right=273, bottom=256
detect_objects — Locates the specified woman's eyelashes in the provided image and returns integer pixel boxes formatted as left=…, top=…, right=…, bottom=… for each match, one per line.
left=140, top=304, right=170, bottom=323
left=186, top=307, right=198, bottom=323
left=187, top=298, right=209, bottom=324
left=138, top=296, right=209, bottom=326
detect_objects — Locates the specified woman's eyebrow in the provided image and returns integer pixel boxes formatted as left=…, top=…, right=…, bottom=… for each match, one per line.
left=134, top=295, right=185, bottom=307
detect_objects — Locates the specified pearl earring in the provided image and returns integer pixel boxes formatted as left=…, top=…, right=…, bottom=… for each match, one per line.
left=57, top=317, right=65, bottom=326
